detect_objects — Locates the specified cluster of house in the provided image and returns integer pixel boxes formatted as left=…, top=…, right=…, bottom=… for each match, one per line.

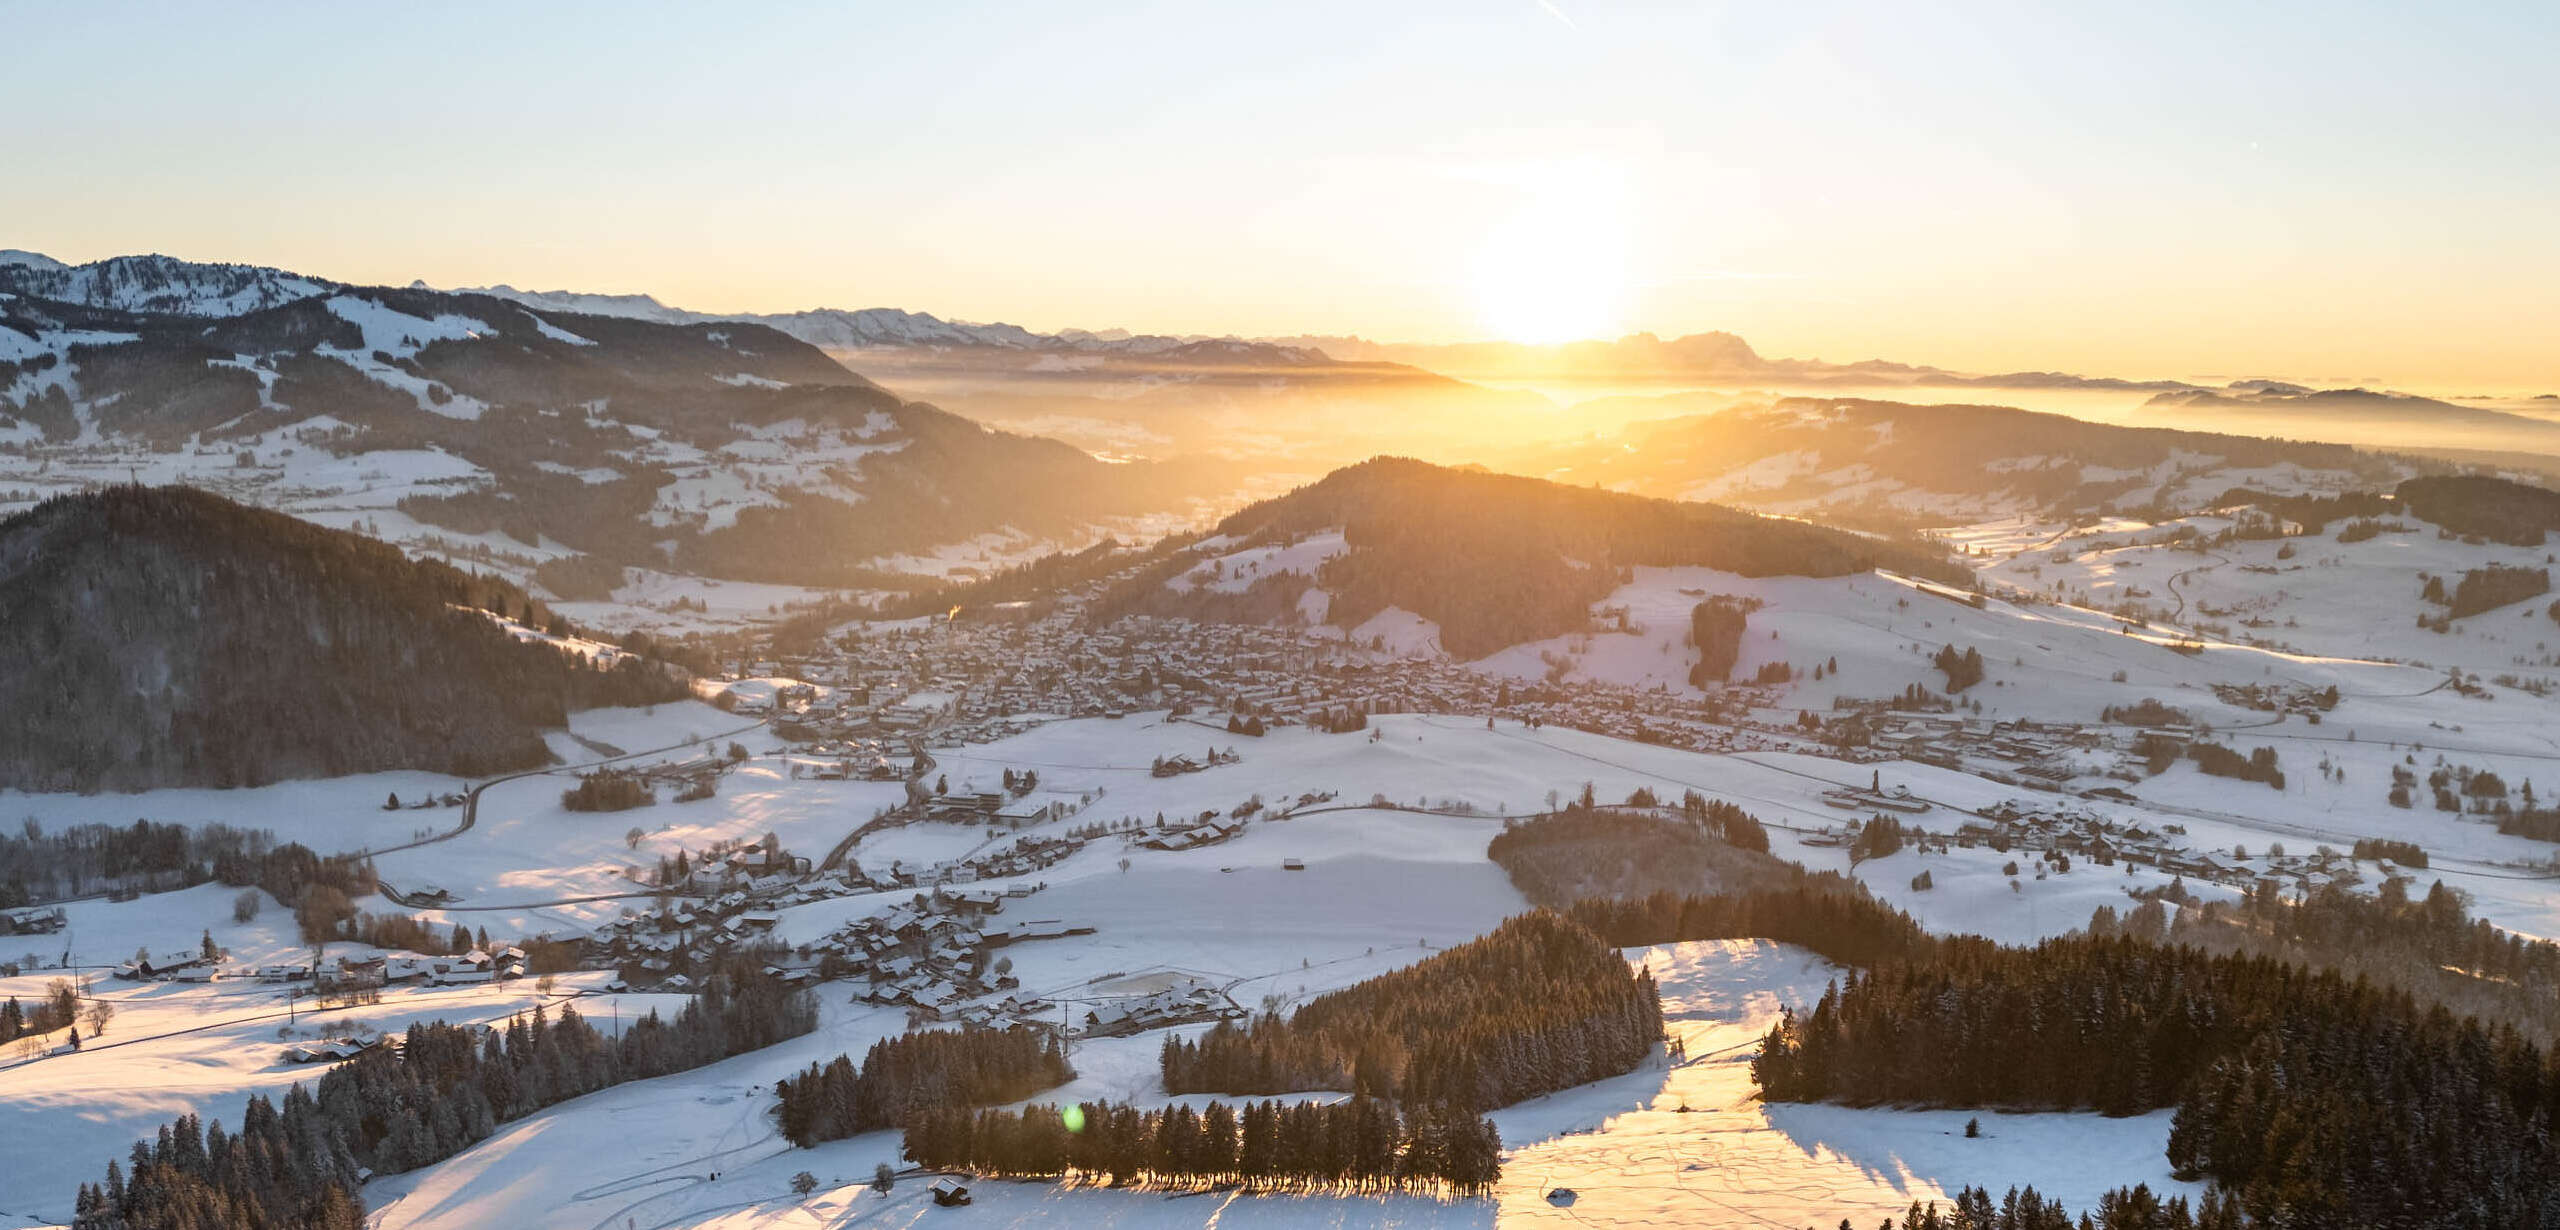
left=705, top=587, right=1822, bottom=763
left=1828, top=795, right=2383, bottom=894
left=106, top=944, right=529, bottom=988
left=596, top=821, right=1102, bottom=1000
left=1067, top=976, right=1243, bottom=1039
left=826, top=886, right=1097, bottom=1025
left=1847, top=713, right=2101, bottom=785
left=326, top=946, right=532, bottom=987
left=1134, top=813, right=1247, bottom=851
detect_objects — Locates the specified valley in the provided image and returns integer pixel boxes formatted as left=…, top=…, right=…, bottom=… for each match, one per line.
left=9, top=254, right=2560, bottom=1230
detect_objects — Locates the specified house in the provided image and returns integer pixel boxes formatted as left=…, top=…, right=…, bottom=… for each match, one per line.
left=931, top=1178, right=972, bottom=1206
left=283, top=1038, right=378, bottom=1064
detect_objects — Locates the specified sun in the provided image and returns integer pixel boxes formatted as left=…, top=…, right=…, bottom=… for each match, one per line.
left=1470, top=186, right=1631, bottom=345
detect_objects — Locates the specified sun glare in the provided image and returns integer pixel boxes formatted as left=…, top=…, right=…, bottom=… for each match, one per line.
left=1471, top=184, right=1630, bottom=346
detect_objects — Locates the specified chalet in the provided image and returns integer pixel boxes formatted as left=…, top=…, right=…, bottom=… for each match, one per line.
left=0, top=905, right=67, bottom=935
left=989, top=919, right=1094, bottom=945
left=282, top=1038, right=377, bottom=1064
left=118, top=950, right=214, bottom=981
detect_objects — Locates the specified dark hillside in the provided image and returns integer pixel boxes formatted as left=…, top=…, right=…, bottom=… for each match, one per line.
left=1113, top=457, right=1964, bottom=657
left=0, top=486, right=685, bottom=792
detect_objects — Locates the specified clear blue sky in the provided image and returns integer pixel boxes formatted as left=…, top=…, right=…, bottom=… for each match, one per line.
left=10, top=1, right=2556, bottom=387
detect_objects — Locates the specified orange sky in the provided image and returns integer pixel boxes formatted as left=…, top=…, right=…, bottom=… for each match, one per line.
left=14, top=2, right=2558, bottom=393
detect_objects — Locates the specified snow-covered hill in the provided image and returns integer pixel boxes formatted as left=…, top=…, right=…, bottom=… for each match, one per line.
left=0, top=274, right=1232, bottom=608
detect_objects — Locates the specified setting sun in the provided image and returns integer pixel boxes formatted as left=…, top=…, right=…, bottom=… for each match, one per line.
left=1471, top=183, right=1631, bottom=345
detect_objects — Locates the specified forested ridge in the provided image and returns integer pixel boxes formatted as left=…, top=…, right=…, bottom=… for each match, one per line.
left=1751, top=932, right=2560, bottom=1226
left=1160, top=910, right=1662, bottom=1112
left=0, top=485, right=686, bottom=792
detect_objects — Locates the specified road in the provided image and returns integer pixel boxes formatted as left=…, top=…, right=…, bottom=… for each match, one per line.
left=368, top=717, right=769, bottom=909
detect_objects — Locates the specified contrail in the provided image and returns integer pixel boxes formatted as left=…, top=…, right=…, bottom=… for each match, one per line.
left=1536, top=0, right=1577, bottom=29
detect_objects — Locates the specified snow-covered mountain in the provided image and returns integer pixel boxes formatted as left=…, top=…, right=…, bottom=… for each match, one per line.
left=0, top=273, right=1232, bottom=596
left=0, top=251, right=1327, bottom=363
left=464, top=283, right=1325, bottom=361
left=0, top=252, right=332, bottom=316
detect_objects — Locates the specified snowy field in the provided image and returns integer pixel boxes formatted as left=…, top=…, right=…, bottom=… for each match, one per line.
left=7, top=697, right=2532, bottom=1229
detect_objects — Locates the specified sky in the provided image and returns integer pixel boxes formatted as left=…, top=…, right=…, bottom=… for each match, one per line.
left=10, top=1, right=2558, bottom=391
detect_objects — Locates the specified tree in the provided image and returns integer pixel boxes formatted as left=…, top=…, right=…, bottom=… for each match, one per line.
left=296, top=885, right=356, bottom=944
left=791, top=1170, right=818, bottom=1196
left=83, top=999, right=113, bottom=1038
left=232, top=889, right=262, bottom=923
left=626, top=826, right=646, bottom=850
left=873, top=1163, right=896, bottom=1195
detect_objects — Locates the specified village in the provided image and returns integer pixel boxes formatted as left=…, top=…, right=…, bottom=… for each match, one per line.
left=47, top=556, right=2485, bottom=1056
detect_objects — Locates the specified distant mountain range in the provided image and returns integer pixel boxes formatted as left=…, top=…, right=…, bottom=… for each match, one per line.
left=462, top=282, right=1332, bottom=365
left=2138, top=385, right=2560, bottom=454
left=1506, top=397, right=2408, bottom=528
left=1260, top=330, right=2222, bottom=394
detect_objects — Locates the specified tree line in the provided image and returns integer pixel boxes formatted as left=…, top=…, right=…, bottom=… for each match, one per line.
left=69, top=964, right=814, bottom=1230
left=1564, top=884, right=1936, bottom=970
left=901, top=1097, right=1502, bottom=1195
left=1159, top=911, right=1660, bottom=1114
left=1848, top=1183, right=2246, bottom=1230
left=2121, top=876, right=2560, bottom=1045
left=0, top=978, right=80, bottom=1046
left=0, top=819, right=373, bottom=911
left=774, top=1024, right=1072, bottom=1147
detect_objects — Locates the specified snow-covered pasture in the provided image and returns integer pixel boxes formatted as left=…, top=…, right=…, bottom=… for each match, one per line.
left=0, top=968, right=674, bottom=1224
